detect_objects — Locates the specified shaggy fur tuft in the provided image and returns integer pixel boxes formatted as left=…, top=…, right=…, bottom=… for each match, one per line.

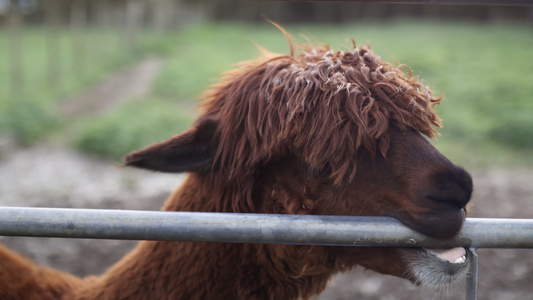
left=203, top=42, right=442, bottom=211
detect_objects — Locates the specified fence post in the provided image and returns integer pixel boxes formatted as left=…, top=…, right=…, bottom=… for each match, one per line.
left=466, top=248, right=479, bottom=300
left=7, top=0, right=24, bottom=99
left=70, top=0, right=87, bottom=80
left=44, top=0, right=62, bottom=91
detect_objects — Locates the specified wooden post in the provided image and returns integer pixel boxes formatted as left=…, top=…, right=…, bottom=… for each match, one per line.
left=151, top=0, right=173, bottom=33
left=7, top=0, right=24, bottom=99
left=91, top=0, right=109, bottom=64
left=125, top=0, right=143, bottom=53
left=44, top=0, right=62, bottom=91
left=70, top=0, right=87, bottom=80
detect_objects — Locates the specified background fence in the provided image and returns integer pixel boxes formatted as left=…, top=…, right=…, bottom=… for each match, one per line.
left=2, top=0, right=201, bottom=101
left=2, top=0, right=531, bottom=101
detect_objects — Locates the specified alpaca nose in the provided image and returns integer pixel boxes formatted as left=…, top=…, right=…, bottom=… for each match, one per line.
left=427, top=166, right=473, bottom=210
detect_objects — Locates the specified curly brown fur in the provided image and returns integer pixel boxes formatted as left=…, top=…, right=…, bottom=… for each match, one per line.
left=203, top=43, right=442, bottom=212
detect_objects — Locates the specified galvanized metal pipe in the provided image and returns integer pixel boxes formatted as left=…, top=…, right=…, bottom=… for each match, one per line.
left=0, top=207, right=532, bottom=248
left=466, top=248, right=479, bottom=300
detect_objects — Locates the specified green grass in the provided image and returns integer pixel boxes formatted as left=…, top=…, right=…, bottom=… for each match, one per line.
left=74, top=97, right=196, bottom=161
left=0, top=27, right=155, bottom=144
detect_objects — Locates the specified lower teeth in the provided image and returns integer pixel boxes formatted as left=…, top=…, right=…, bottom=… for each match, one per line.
left=453, top=256, right=467, bottom=264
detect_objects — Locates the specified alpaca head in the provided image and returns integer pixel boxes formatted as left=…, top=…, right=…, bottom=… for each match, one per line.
left=125, top=42, right=472, bottom=288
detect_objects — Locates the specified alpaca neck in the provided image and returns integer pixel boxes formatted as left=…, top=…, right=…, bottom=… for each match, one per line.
left=75, top=174, right=330, bottom=299
left=80, top=241, right=240, bottom=299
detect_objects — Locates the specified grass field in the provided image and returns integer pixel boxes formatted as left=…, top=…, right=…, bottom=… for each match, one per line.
left=3, top=21, right=533, bottom=167
left=0, top=27, right=151, bottom=144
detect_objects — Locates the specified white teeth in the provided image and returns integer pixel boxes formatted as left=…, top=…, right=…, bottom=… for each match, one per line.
left=453, top=255, right=467, bottom=264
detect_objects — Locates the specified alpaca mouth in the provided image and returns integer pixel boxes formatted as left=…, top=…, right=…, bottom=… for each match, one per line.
left=425, top=247, right=467, bottom=264
left=402, top=247, right=470, bottom=287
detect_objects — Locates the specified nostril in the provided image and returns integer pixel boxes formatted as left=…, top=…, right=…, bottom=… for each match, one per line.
left=426, top=167, right=473, bottom=209
left=427, top=185, right=469, bottom=209
left=454, top=167, right=473, bottom=199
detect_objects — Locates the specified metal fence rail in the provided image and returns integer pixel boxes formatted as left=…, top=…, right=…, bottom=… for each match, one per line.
left=1, top=207, right=533, bottom=300
left=0, top=207, right=532, bottom=247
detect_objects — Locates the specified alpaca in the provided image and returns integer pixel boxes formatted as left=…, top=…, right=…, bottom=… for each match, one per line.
left=0, top=37, right=473, bottom=300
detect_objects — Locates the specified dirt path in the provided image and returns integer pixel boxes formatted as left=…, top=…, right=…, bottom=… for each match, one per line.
left=60, top=57, right=162, bottom=118
left=0, top=145, right=183, bottom=275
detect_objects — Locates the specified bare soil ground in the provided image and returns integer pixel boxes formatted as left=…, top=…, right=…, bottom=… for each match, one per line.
left=1, top=57, right=532, bottom=300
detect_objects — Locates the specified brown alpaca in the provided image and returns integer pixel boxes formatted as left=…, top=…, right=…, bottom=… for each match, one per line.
left=0, top=38, right=473, bottom=299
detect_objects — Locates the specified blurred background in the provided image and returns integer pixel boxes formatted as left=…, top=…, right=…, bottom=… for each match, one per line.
left=0, top=1, right=532, bottom=299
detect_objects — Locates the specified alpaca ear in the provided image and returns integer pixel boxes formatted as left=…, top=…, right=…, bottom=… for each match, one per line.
left=124, top=118, right=219, bottom=173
